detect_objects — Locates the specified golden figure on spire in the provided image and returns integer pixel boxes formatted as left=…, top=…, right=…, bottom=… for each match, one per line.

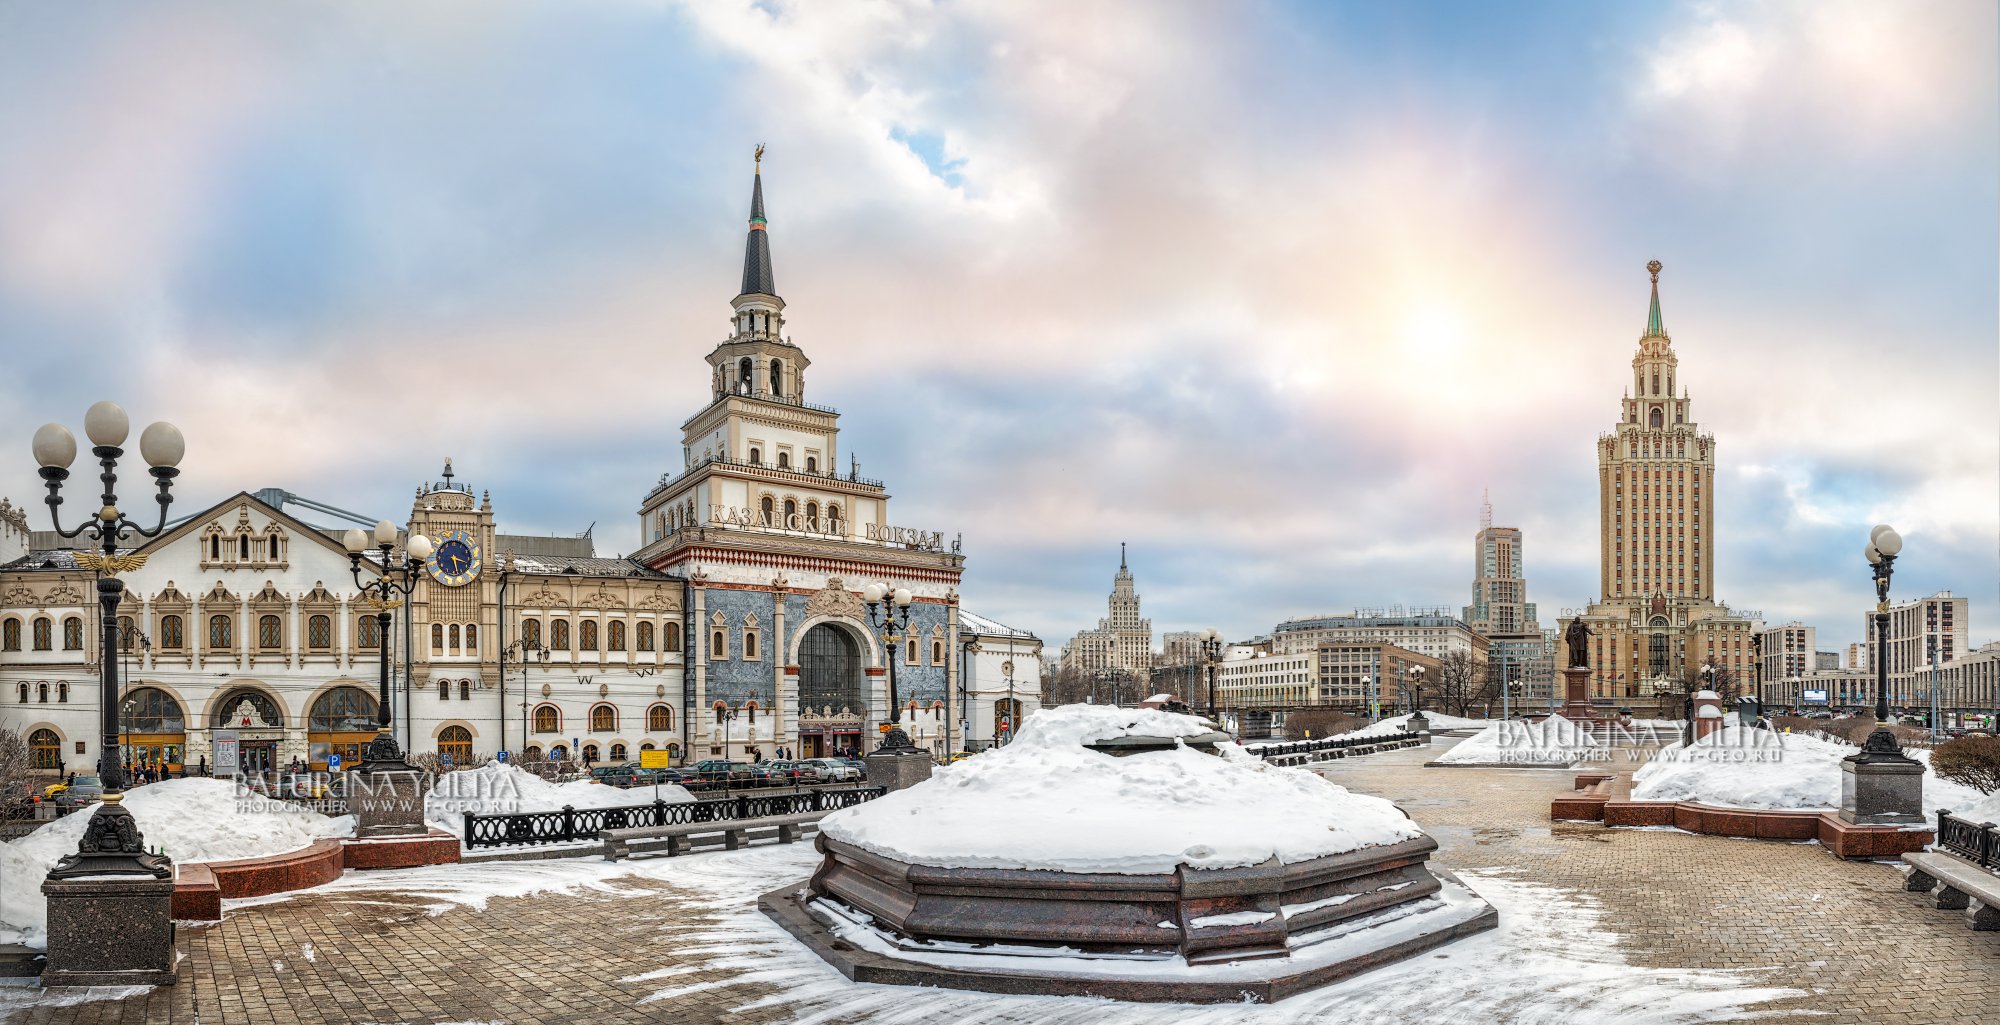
left=754, top=143, right=765, bottom=169
left=1647, top=259, right=1662, bottom=283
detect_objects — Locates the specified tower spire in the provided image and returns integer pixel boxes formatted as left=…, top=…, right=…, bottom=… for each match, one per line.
left=739, top=144, right=777, bottom=300
left=1480, top=489, right=1492, bottom=531
left=1120, top=541, right=1127, bottom=570
left=1644, top=259, right=1665, bottom=338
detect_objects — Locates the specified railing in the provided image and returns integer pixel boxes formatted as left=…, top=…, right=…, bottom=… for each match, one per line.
left=1247, top=733, right=1418, bottom=759
left=462, top=785, right=885, bottom=849
left=1936, top=810, right=2000, bottom=870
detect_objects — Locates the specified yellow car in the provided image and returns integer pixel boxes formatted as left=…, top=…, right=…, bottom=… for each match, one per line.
left=947, top=751, right=978, bottom=763
left=40, top=782, right=68, bottom=801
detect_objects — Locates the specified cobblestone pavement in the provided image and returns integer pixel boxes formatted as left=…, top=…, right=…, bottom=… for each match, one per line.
left=3, top=738, right=1994, bottom=1025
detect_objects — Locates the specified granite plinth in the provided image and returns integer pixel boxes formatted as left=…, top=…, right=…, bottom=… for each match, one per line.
left=864, top=749, right=933, bottom=792
left=349, top=769, right=431, bottom=837
left=1839, top=756, right=1925, bottom=825
left=40, top=875, right=178, bottom=987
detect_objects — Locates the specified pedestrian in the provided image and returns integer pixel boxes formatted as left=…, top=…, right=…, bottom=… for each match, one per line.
left=198, top=756, right=208, bottom=778
left=65, top=770, right=75, bottom=787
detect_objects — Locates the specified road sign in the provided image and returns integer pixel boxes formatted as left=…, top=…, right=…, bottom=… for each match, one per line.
left=327, top=753, right=342, bottom=772
left=213, top=730, right=240, bottom=776
left=639, top=749, right=672, bottom=769
left=496, top=750, right=509, bottom=763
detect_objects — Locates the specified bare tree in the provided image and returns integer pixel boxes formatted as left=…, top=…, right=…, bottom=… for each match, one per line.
left=0, top=727, right=38, bottom=806
left=1434, top=652, right=1490, bottom=718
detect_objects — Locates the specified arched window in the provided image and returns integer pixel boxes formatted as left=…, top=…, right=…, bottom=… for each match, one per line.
left=906, top=638, right=918, bottom=664
left=552, top=620, right=571, bottom=650
left=2, top=619, right=17, bottom=651
left=239, top=535, right=250, bottom=560
left=449, top=624, right=461, bottom=650
left=608, top=621, right=625, bottom=651
left=57, top=681, right=68, bottom=702
left=749, top=446, right=762, bottom=466
left=61, top=617, right=82, bottom=650
left=582, top=743, right=600, bottom=764
left=32, top=618, right=51, bottom=651
left=647, top=704, right=673, bottom=731
left=258, top=615, right=282, bottom=649
left=777, top=450, right=791, bottom=469
left=769, top=358, right=783, bottom=398
left=212, top=688, right=280, bottom=728
left=609, top=743, right=627, bottom=762
left=438, top=680, right=451, bottom=700
left=208, top=615, right=232, bottom=649
left=713, top=703, right=726, bottom=724
left=745, top=702, right=757, bottom=725
left=738, top=356, right=753, bottom=393
left=524, top=745, right=543, bottom=761
left=580, top=621, right=598, bottom=650
left=15, top=683, right=25, bottom=703
left=533, top=704, right=560, bottom=733
left=666, top=622, right=682, bottom=652
left=37, top=682, right=47, bottom=703
left=464, top=624, right=477, bottom=653
left=160, top=615, right=184, bottom=649
left=805, top=501, right=819, bottom=529
left=29, top=729, right=60, bottom=770
left=783, top=499, right=797, bottom=525
left=438, top=725, right=473, bottom=765
left=118, top=616, right=136, bottom=649
left=636, top=622, right=654, bottom=652
left=432, top=623, right=445, bottom=654
left=458, top=679, right=471, bottom=701
left=309, top=615, right=332, bottom=649
left=745, top=630, right=759, bottom=659
left=932, top=639, right=945, bottom=665
left=521, top=618, right=541, bottom=648
left=121, top=687, right=185, bottom=733
left=760, top=496, right=774, bottom=525
left=828, top=503, right=844, bottom=532
left=309, top=687, right=376, bottom=731
left=209, top=535, right=221, bottom=561
left=711, top=625, right=724, bottom=657
left=590, top=704, right=616, bottom=732
left=806, top=456, right=817, bottom=473
left=1649, top=407, right=1663, bottom=429
left=356, top=615, right=380, bottom=648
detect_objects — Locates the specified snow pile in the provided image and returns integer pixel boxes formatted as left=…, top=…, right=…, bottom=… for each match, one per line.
left=424, top=762, right=694, bottom=837
left=1631, top=726, right=1989, bottom=814
left=0, top=778, right=354, bottom=948
left=818, top=703, right=1422, bottom=874
left=1434, top=714, right=1601, bottom=766
left=1339, top=712, right=1493, bottom=739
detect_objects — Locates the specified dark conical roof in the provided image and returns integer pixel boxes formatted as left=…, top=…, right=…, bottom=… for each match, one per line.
left=739, top=159, right=777, bottom=299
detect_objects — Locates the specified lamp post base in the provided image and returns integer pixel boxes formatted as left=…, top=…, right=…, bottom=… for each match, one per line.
left=866, top=729, right=933, bottom=792
left=39, top=874, right=178, bottom=987
left=45, top=796, right=173, bottom=881
left=1839, top=754, right=1925, bottom=825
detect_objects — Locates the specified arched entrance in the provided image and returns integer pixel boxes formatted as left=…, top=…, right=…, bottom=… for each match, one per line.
left=211, top=686, right=285, bottom=775
left=438, top=725, right=473, bottom=766
left=1648, top=617, right=1670, bottom=682
left=797, top=623, right=867, bottom=758
left=308, top=686, right=378, bottom=771
left=121, top=687, right=186, bottom=775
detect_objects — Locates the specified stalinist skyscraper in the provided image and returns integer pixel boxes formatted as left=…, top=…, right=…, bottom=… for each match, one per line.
left=1574, top=262, right=1757, bottom=709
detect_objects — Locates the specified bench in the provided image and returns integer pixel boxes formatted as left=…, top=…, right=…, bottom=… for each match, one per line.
left=601, top=811, right=824, bottom=862
left=1901, top=851, right=2000, bottom=930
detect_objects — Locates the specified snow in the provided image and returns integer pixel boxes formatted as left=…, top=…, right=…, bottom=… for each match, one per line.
left=1631, top=726, right=1990, bottom=814
left=423, top=762, right=695, bottom=837
left=818, top=704, right=1423, bottom=873
left=1188, top=910, right=1276, bottom=928
left=0, top=778, right=354, bottom=949
left=1243, top=713, right=1497, bottom=751
left=1433, top=715, right=1602, bottom=767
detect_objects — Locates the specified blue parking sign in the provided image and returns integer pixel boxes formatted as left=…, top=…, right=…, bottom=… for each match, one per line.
left=327, top=753, right=342, bottom=772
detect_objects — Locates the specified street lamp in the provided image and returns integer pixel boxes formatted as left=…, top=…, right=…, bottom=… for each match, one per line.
left=862, top=582, right=916, bottom=751
left=507, top=639, right=549, bottom=755
left=1409, top=665, right=1426, bottom=714
left=118, top=624, right=151, bottom=775
left=34, top=402, right=183, bottom=880
left=1199, top=627, right=1223, bottom=722
left=343, top=520, right=432, bottom=772
left=1362, top=675, right=1373, bottom=721
left=719, top=707, right=739, bottom=762
left=1001, top=659, right=1016, bottom=747
left=1858, top=524, right=1915, bottom=759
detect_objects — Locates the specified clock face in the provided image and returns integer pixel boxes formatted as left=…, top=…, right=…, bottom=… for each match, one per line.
left=426, top=530, right=482, bottom=587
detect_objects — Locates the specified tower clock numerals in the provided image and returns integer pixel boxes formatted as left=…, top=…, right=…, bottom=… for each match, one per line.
left=425, top=529, right=482, bottom=587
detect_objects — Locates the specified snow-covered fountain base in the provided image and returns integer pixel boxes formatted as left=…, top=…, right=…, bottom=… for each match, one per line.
left=760, top=706, right=1496, bottom=1003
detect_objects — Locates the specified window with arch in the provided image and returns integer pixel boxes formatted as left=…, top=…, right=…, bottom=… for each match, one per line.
left=212, top=688, right=280, bottom=728
left=932, top=639, right=945, bottom=665
left=647, top=704, right=673, bottom=731
left=760, top=496, right=774, bottom=525
left=459, top=679, right=471, bottom=701
left=582, top=743, right=600, bottom=764
left=32, top=618, right=51, bottom=651
left=57, top=681, right=68, bottom=702
left=121, top=687, right=184, bottom=733
left=15, top=683, right=25, bottom=703
left=37, top=682, right=48, bottom=703
left=580, top=620, right=598, bottom=651
left=309, top=615, right=331, bottom=649
left=258, top=615, right=282, bottom=649
left=521, top=618, right=541, bottom=648
left=29, top=729, right=60, bottom=770
left=636, top=622, right=654, bottom=652
left=805, top=456, right=817, bottom=473
left=783, top=498, right=797, bottom=525
left=552, top=620, right=571, bottom=650
left=532, top=704, right=560, bottom=733
left=609, top=742, right=626, bottom=762
left=524, top=745, right=543, bottom=761
left=607, top=621, right=625, bottom=651
left=713, top=703, right=727, bottom=724
left=777, top=451, right=790, bottom=469
left=738, top=356, right=753, bottom=393
left=710, top=613, right=726, bottom=659
left=160, top=615, right=184, bottom=649
left=464, top=624, right=477, bottom=652
left=450, top=624, right=463, bottom=651
left=310, top=687, right=376, bottom=731
left=805, top=501, right=818, bottom=529
left=666, top=622, right=682, bottom=652
left=208, top=615, right=232, bottom=649
left=828, top=503, right=844, bottom=532
left=356, top=615, right=380, bottom=649
left=770, top=358, right=783, bottom=397
left=745, top=702, right=758, bottom=725
left=906, top=638, right=918, bottom=664
left=114, top=616, right=133, bottom=650
left=62, top=617, right=82, bottom=650
left=1649, top=407, right=1663, bottom=429
left=744, top=617, right=761, bottom=661
left=438, top=680, right=451, bottom=700
left=432, top=623, right=445, bottom=654
left=2, top=618, right=17, bottom=651
left=749, top=446, right=762, bottom=465
left=590, top=704, right=616, bottom=732
left=209, top=535, right=221, bottom=561
left=438, top=725, right=473, bottom=765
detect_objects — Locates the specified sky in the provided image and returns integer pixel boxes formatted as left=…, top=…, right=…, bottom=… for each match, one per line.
left=0, top=1, right=1993, bottom=656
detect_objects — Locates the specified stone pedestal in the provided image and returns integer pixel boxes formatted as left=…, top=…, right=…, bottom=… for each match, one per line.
left=349, top=770, right=430, bottom=838
left=1839, top=755, right=1925, bottom=825
left=865, top=748, right=933, bottom=792
left=40, top=875, right=178, bottom=987
left=1556, top=667, right=1606, bottom=722
left=1405, top=712, right=1430, bottom=735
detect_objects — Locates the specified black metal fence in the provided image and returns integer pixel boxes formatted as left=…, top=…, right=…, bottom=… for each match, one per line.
left=1248, top=733, right=1420, bottom=760
left=1937, top=810, right=2000, bottom=870
left=462, top=785, right=885, bottom=849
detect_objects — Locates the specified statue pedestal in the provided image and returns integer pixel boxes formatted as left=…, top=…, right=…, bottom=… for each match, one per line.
left=349, top=770, right=430, bottom=838
left=1555, top=667, right=1607, bottom=722
left=40, top=875, right=178, bottom=987
left=1840, top=752, right=1925, bottom=826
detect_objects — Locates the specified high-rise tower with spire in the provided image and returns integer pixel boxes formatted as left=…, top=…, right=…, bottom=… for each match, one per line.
left=1060, top=545, right=1155, bottom=676
left=1573, top=262, right=1758, bottom=710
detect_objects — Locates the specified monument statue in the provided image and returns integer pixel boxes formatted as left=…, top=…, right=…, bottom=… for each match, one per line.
left=1564, top=616, right=1593, bottom=669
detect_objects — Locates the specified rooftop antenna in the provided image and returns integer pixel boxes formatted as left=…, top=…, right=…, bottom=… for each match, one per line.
left=1480, top=488, right=1492, bottom=531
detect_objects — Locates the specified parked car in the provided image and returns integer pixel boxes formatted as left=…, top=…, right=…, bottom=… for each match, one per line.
left=589, top=762, right=637, bottom=781
left=729, top=763, right=783, bottom=787
left=280, top=773, right=333, bottom=799
left=686, top=759, right=744, bottom=784
left=765, top=760, right=820, bottom=784
left=55, top=775, right=103, bottom=810
left=801, top=757, right=863, bottom=783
